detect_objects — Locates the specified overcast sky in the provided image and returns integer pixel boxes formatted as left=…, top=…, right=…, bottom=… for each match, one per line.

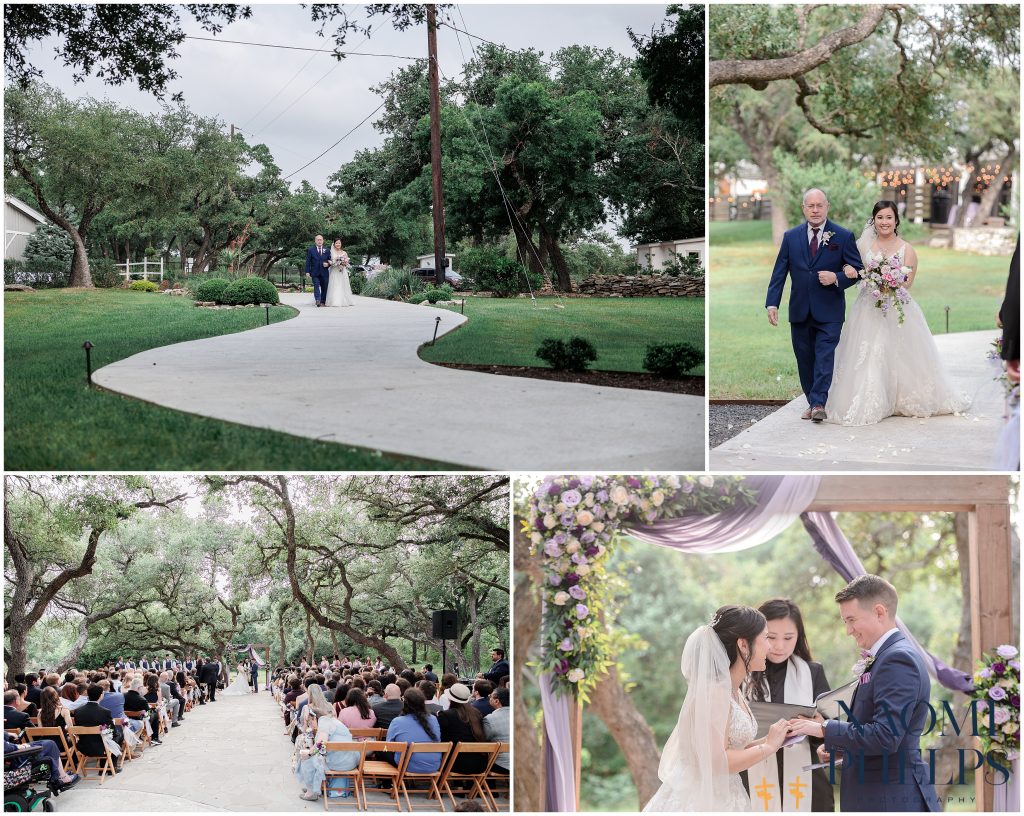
left=24, top=3, right=671, bottom=192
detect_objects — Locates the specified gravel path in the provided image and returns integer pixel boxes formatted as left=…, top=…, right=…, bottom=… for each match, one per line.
left=709, top=404, right=781, bottom=449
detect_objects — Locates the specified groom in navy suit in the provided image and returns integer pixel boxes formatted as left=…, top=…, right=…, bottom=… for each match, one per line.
left=789, top=575, right=940, bottom=811
left=766, top=188, right=862, bottom=422
left=305, top=234, right=330, bottom=306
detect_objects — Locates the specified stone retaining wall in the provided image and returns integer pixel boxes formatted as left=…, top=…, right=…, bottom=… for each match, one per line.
left=574, top=274, right=704, bottom=297
left=951, top=226, right=1017, bottom=256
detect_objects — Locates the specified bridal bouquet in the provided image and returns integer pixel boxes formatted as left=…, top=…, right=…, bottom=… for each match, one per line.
left=860, top=253, right=911, bottom=324
left=972, top=644, right=1020, bottom=761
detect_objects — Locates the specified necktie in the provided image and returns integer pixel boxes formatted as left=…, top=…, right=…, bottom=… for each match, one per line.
left=810, top=227, right=820, bottom=259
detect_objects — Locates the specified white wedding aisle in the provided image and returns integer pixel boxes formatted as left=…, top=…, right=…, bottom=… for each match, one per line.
left=54, top=691, right=315, bottom=811
left=92, top=293, right=704, bottom=469
left=712, top=330, right=1007, bottom=470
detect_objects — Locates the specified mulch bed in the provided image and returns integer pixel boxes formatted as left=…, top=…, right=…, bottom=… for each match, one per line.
left=431, top=362, right=704, bottom=395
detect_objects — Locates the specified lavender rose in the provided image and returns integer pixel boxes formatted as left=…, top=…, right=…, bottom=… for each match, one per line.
left=988, top=686, right=1008, bottom=701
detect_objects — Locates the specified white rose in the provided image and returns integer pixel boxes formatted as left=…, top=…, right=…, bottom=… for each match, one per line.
left=699, top=476, right=715, bottom=488
left=652, top=490, right=665, bottom=506
left=584, top=492, right=594, bottom=506
left=552, top=591, right=570, bottom=606
left=576, top=564, right=591, bottom=577
left=639, top=499, right=651, bottom=511
left=666, top=475, right=680, bottom=489
left=610, top=485, right=630, bottom=505
left=566, top=540, right=580, bottom=554
left=544, top=513, right=557, bottom=529
left=576, top=510, right=595, bottom=526
left=555, top=502, right=567, bottom=514
left=591, top=521, right=605, bottom=533
left=567, top=668, right=585, bottom=683
left=530, top=532, right=542, bottom=545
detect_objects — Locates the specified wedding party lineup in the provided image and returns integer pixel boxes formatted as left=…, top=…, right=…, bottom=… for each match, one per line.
left=2, top=2, right=1021, bottom=816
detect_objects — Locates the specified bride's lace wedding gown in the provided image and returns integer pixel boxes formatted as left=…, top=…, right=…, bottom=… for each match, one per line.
left=643, top=695, right=755, bottom=812
left=825, top=244, right=970, bottom=426
left=325, top=254, right=355, bottom=307
left=221, top=663, right=252, bottom=696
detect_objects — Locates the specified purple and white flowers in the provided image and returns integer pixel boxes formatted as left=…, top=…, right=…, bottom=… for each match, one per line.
left=972, top=644, right=1020, bottom=760
left=860, top=253, right=911, bottom=324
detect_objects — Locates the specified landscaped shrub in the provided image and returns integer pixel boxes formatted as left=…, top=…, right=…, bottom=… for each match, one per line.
left=424, top=284, right=454, bottom=303
left=660, top=253, right=704, bottom=278
left=459, top=245, right=541, bottom=297
left=408, top=292, right=428, bottom=305
left=89, top=258, right=121, bottom=288
left=349, top=269, right=366, bottom=295
left=361, top=268, right=424, bottom=300
left=219, top=276, right=280, bottom=305
left=536, top=337, right=598, bottom=372
left=129, top=279, right=159, bottom=292
left=643, top=342, right=703, bottom=378
left=193, top=277, right=231, bottom=302
left=16, top=223, right=73, bottom=287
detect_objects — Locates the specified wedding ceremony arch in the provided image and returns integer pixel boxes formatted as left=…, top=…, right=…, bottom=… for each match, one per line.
left=518, top=474, right=1015, bottom=812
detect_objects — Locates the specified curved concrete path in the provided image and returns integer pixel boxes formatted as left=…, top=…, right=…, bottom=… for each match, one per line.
left=94, top=294, right=704, bottom=469
left=711, top=330, right=1010, bottom=471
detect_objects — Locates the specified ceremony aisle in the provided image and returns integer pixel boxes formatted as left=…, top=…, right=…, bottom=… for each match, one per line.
left=54, top=691, right=315, bottom=812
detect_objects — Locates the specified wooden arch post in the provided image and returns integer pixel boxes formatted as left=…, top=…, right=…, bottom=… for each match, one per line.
left=563, top=476, right=1013, bottom=813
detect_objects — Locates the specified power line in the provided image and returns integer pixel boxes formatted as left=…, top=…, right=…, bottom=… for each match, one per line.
left=282, top=100, right=387, bottom=181
left=184, top=34, right=419, bottom=61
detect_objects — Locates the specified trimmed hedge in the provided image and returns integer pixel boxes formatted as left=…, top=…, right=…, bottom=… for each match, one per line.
left=129, top=279, right=159, bottom=292
left=643, top=342, right=703, bottom=378
left=194, top=277, right=231, bottom=303
left=219, top=276, right=280, bottom=305
left=536, top=336, right=598, bottom=372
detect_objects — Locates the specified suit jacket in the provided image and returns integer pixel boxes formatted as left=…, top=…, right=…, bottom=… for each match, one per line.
left=305, top=244, right=330, bottom=277
left=25, top=685, right=41, bottom=706
left=371, top=699, right=405, bottom=732
left=766, top=220, right=862, bottom=324
left=3, top=705, right=31, bottom=730
left=199, top=661, right=220, bottom=685
left=72, top=701, right=114, bottom=756
left=823, top=631, right=939, bottom=811
left=483, top=659, right=509, bottom=685
left=999, top=237, right=1020, bottom=361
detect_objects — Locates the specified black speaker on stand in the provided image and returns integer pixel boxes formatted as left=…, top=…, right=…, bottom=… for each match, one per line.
left=432, top=610, right=458, bottom=675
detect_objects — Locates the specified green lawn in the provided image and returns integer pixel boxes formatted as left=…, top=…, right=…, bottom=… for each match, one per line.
left=5, top=289, right=448, bottom=470
left=709, top=221, right=1008, bottom=398
left=420, top=296, right=705, bottom=375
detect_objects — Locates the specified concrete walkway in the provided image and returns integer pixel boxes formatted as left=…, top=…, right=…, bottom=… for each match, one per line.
left=93, top=294, right=704, bottom=470
left=711, top=330, right=1008, bottom=471
left=54, top=690, right=313, bottom=811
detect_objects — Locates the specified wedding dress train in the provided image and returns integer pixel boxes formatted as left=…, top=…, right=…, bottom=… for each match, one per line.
left=325, top=262, right=355, bottom=307
left=221, top=664, right=252, bottom=696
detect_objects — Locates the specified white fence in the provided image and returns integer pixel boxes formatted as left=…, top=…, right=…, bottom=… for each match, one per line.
left=118, top=259, right=164, bottom=282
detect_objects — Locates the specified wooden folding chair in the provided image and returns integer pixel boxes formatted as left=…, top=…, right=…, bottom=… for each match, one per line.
left=149, top=703, right=167, bottom=738
left=482, top=743, right=510, bottom=812
left=359, top=741, right=408, bottom=811
left=66, top=726, right=116, bottom=782
left=439, top=743, right=499, bottom=810
left=321, top=741, right=365, bottom=810
left=123, top=710, right=152, bottom=753
left=4, top=728, right=27, bottom=744
left=350, top=727, right=386, bottom=741
left=399, top=742, right=452, bottom=811
left=28, top=716, right=41, bottom=727
left=25, top=726, right=74, bottom=767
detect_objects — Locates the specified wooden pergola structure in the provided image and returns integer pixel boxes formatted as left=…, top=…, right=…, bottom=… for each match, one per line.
left=555, top=476, right=1015, bottom=813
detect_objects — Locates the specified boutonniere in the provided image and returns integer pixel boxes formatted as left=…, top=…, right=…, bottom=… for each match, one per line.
left=851, top=649, right=875, bottom=678
left=820, top=230, right=836, bottom=246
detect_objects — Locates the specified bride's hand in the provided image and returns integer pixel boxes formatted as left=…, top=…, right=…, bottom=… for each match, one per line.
left=765, top=718, right=790, bottom=751
left=843, top=264, right=859, bottom=279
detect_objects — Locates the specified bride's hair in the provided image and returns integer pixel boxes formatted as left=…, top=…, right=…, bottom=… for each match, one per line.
left=748, top=598, right=814, bottom=702
left=870, top=200, right=901, bottom=235
left=710, top=604, right=766, bottom=675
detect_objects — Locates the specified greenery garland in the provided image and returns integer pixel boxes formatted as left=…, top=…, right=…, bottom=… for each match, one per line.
left=524, top=474, right=757, bottom=700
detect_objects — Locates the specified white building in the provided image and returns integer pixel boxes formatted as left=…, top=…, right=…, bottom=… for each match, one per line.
left=415, top=252, right=456, bottom=271
left=5, top=195, right=48, bottom=260
left=633, top=237, right=705, bottom=271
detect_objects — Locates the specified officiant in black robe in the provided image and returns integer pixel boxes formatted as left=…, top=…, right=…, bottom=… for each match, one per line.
left=742, top=599, right=835, bottom=812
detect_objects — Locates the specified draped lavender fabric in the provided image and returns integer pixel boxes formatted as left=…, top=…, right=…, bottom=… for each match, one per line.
left=540, top=672, right=577, bottom=812
left=993, top=758, right=1020, bottom=812
left=993, top=402, right=1020, bottom=471
left=801, top=511, right=974, bottom=693
left=624, top=475, right=822, bottom=551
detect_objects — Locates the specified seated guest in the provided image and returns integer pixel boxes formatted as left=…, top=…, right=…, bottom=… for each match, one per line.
left=366, top=680, right=383, bottom=704
left=471, top=681, right=495, bottom=717
left=294, top=686, right=359, bottom=802
left=38, top=687, right=73, bottom=746
left=419, top=681, right=442, bottom=715
left=395, top=677, right=411, bottom=695
left=157, top=672, right=182, bottom=726
left=385, top=688, right=441, bottom=772
left=423, top=664, right=439, bottom=683
left=124, top=679, right=161, bottom=744
left=97, top=680, right=138, bottom=735
left=371, top=684, right=404, bottom=732
left=483, top=688, right=510, bottom=773
left=71, top=684, right=120, bottom=761
left=336, top=688, right=376, bottom=733
left=437, top=683, right=488, bottom=774
left=23, top=674, right=42, bottom=707
left=60, top=683, right=87, bottom=712
left=438, top=673, right=458, bottom=710
left=4, top=732, right=80, bottom=790
left=13, top=684, right=39, bottom=718
left=3, top=689, right=31, bottom=729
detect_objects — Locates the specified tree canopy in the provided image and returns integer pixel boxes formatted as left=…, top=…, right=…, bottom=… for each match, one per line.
left=4, top=475, right=509, bottom=681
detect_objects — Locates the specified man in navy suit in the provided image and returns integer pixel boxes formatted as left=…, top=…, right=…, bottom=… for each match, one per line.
left=789, top=575, right=939, bottom=811
left=766, top=188, right=862, bottom=422
left=305, top=234, right=330, bottom=307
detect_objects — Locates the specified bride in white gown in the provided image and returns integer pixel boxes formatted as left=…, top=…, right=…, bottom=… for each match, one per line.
left=221, top=662, right=252, bottom=696
left=826, top=201, right=970, bottom=425
left=643, top=606, right=791, bottom=812
left=325, top=239, right=355, bottom=307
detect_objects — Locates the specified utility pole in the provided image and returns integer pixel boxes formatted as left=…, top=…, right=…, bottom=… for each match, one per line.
left=229, top=124, right=235, bottom=141
left=427, top=5, right=447, bottom=287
